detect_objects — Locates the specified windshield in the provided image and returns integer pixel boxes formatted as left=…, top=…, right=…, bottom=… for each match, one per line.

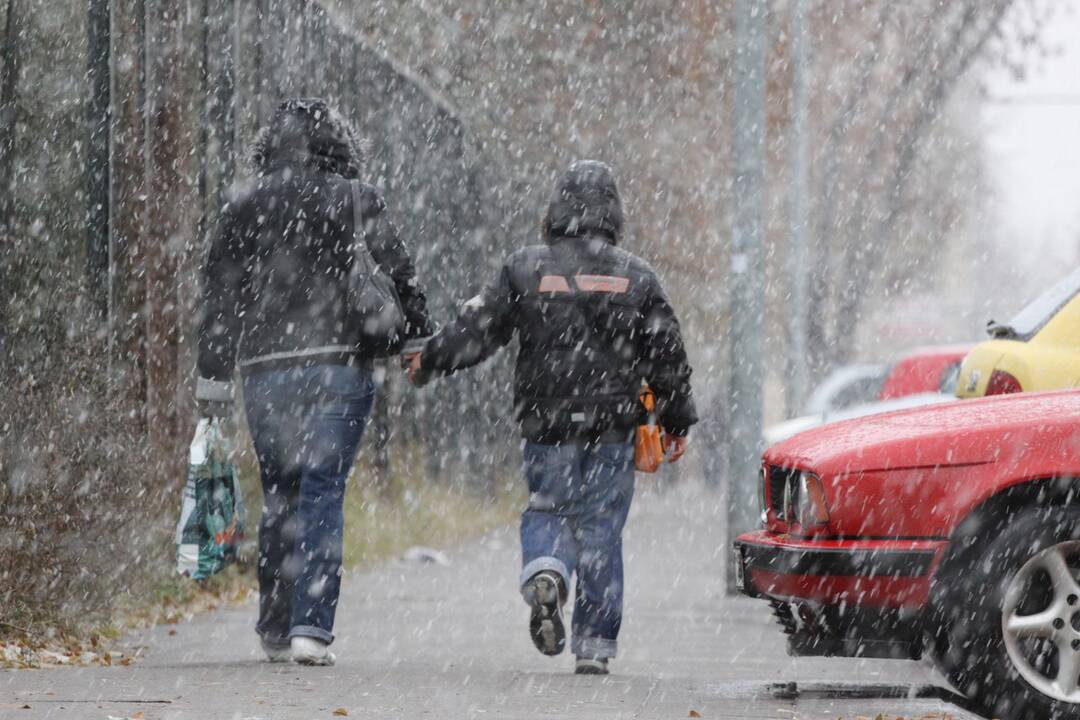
left=803, top=364, right=887, bottom=415
left=939, top=361, right=961, bottom=394
left=992, top=265, right=1080, bottom=339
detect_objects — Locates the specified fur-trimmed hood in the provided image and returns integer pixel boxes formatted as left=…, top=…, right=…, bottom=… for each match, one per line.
left=251, top=98, right=366, bottom=178
left=543, top=160, right=624, bottom=245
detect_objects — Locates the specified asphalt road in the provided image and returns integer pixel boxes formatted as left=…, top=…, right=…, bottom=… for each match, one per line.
left=2, top=481, right=982, bottom=719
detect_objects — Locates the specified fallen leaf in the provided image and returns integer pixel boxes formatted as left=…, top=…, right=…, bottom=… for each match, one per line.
left=332, top=709, right=348, bottom=717
left=168, top=629, right=177, bottom=636
left=131, top=712, right=146, bottom=719
left=688, top=712, right=702, bottom=719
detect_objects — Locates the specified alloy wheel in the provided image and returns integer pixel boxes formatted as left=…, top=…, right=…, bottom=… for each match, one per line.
left=1001, top=540, right=1080, bottom=703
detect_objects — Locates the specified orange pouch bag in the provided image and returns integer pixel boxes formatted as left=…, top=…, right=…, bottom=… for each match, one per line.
left=635, top=387, right=665, bottom=473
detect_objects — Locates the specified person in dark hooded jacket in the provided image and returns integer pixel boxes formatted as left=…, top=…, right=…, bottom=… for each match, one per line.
left=196, top=98, right=433, bottom=666
left=407, top=160, right=697, bottom=674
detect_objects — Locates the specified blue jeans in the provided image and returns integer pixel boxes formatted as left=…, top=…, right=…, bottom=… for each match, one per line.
left=519, top=441, right=635, bottom=659
left=243, top=364, right=374, bottom=646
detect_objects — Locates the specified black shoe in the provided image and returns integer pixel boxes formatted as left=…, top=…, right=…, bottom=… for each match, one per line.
left=523, top=571, right=566, bottom=656
left=575, top=656, right=609, bottom=675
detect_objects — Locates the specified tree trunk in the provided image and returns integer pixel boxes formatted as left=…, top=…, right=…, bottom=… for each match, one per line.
left=213, top=0, right=235, bottom=204
left=0, top=0, right=22, bottom=235
left=202, top=0, right=235, bottom=219
left=86, top=0, right=112, bottom=319
left=144, top=0, right=195, bottom=472
left=110, top=0, right=148, bottom=411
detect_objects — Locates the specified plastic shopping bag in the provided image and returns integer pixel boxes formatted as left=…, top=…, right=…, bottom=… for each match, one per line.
left=175, top=418, right=245, bottom=580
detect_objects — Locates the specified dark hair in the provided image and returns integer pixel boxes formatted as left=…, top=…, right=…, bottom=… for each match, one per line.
left=251, top=98, right=366, bottom=178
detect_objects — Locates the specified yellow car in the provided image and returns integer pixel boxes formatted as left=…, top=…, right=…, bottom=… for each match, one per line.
left=956, top=267, right=1080, bottom=397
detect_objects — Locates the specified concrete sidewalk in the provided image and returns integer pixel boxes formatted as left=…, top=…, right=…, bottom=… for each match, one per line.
left=2, top=482, right=980, bottom=719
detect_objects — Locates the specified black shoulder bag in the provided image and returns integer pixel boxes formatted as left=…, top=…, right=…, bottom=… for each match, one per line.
left=346, top=180, right=406, bottom=356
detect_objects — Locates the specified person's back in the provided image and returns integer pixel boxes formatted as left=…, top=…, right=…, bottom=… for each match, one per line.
left=221, top=168, right=352, bottom=365
left=496, top=238, right=685, bottom=441
left=196, top=98, right=432, bottom=666
left=424, top=161, right=696, bottom=445
left=200, top=103, right=429, bottom=379
left=415, top=160, right=697, bottom=674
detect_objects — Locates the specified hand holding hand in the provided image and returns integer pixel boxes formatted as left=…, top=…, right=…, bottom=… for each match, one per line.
left=663, top=434, right=690, bottom=463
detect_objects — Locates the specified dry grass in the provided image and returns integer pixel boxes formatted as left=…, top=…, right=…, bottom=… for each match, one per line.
left=2, top=428, right=521, bottom=668
left=233, top=436, right=523, bottom=572
left=343, top=458, right=522, bottom=571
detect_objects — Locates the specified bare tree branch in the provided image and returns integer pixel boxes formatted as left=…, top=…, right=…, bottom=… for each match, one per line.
left=829, top=0, right=1016, bottom=361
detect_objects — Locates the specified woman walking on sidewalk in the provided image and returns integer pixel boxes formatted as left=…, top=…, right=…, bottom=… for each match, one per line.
left=195, top=99, right=433, bottom=665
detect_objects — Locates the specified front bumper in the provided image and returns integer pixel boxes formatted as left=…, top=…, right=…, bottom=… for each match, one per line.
left=734, top=530, right=946, bottom=609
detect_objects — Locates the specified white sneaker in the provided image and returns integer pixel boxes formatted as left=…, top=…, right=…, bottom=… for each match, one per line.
left=291, top=636, right=335, bottom=666
left=261, top=638, right=291, bottom=663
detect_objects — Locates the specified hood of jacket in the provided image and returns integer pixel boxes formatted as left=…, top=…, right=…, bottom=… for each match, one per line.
left=543, top=160, right=624, bottom=245
left=252, top=98, right=365, bottom=178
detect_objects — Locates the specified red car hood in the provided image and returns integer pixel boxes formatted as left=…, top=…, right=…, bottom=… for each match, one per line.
left=766, top=389, right=1080, bottom=475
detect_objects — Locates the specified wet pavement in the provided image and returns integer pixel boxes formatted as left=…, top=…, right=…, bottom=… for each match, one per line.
left=1, top=481, right=983, bottom=719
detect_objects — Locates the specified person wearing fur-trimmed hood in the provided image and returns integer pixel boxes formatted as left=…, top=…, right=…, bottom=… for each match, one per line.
left=195, top=98, right=433, bottom=666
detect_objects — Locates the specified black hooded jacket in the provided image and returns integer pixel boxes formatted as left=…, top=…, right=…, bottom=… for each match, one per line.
left=422, top=161, right=698, bottom=442
left=197, top=99, right=433, bottom=381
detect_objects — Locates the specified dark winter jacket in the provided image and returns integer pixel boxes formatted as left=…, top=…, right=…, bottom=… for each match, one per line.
left=197, top=99, right=433, bottom=381
left=423, top=161, right=697, bottom=442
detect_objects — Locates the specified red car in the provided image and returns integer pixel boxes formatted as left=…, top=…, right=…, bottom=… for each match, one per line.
left=876, top=344, right=971, bottom=400
left=734, top=389, right=1080, bottom=720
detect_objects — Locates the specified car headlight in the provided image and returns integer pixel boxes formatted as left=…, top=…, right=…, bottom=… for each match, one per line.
left=784, top=471, right=830, bottom=530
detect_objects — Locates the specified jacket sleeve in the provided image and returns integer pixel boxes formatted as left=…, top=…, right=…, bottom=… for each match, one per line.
left=421, top=264, right=516, bottom=373
left=640, top=275, right=698, bottom=437
left=359, top=187, right=434, bottom=339
left=197, top=203, right=247, bottom=382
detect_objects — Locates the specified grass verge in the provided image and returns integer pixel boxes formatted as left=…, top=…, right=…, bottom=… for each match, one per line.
left=1, top=439, right=521, bottom=668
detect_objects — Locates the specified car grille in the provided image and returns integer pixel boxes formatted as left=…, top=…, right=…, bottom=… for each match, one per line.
left=767, top=465, right=800, bottom=520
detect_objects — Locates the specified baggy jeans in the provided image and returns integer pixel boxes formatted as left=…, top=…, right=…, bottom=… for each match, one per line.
left=243, top=364, right=374, bottom=646
left=519, top=441, right=635, bottom=659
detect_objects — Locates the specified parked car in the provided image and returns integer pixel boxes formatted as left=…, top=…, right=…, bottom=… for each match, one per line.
left=763, top=392, right=953, bottom=446
left=734, top=389, right=1080, bottom=720
left=802, top=363, right=889, bottom=416
left=765, top=345, right=970, bottom=446
left=877, top=344, right=970, bottom=400
left=956, top=266, right=1080, bottom=397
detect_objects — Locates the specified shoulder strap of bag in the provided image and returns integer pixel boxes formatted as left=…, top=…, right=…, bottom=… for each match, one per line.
left=349, top=179, right=379, bottom=276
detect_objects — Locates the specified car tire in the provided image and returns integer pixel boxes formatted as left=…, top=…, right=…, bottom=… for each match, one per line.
left=928, top=504, right=1080, bottom=720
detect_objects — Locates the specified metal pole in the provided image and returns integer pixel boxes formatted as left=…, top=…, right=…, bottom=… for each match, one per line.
left=786, top=0, right=810, bottom=412
left=726, top=0, right=766, bottom=592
